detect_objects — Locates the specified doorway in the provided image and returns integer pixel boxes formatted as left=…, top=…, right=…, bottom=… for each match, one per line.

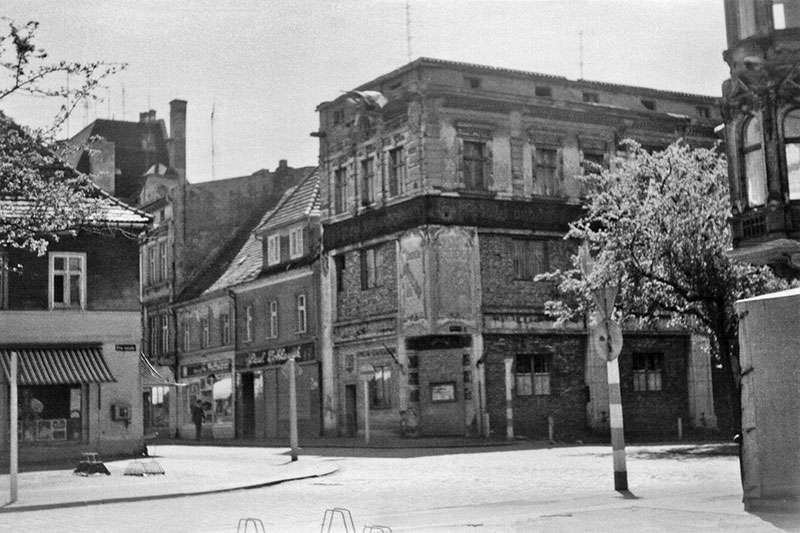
left=345, top=384, right=357, bottom=437
left=240, top=373, right=255, bottom=438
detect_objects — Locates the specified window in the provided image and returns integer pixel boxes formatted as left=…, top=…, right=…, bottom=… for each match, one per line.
left=696, top=106, right=710, bottom=119
left=465, top=76, right=481, bottom=89
left=516, top=354, right=552, bottom=396
left=148, top=315, right=160, bottom=356
left=633, top=353, right=663, bottom=392
left=49, top=253, right=85, bottom=309
left=182, top=321, right=191, bottom=351
left=512, top=240, right=548, bottom=280
left=268, top=300, right=278, bottom=338
left=244, top=305, right=253, bottom=342
left=387, top=146, right=405, bottom=197
left=334, top=255, right=346, bottom=293
left=147, top=245, right=156, bottom=285
left=334, top=167, right=347, bottom=214
left=0, top=251, right=7, bottom=309
left=360, top=157, right=374, bottom=206
left=784, top=110, right=800, bottom=200
left=641, top=99, right=657, bottom=111
left=160, top=314, right=169, bottom=354
left=267, top=234, right=280, bottom=266
left=535, top=85, right=552, bottom=98
left=289, top=228, right=304, bottom=259
left=221, top=313, right=231, bottom=345
left=18, top=385, right=83, bottom=442
left=583, top=91, right=599, bottom=103
left=743, top=116, right=768, bottom=207
left=737, top=1, right=756, bottom=38
left=295, top=294, right=307, bottom=333
left=534, top=147, right=560, bottom=196
left=360, top=247, right=382, bottom=290
left=463, top=140, right=488, bottom=190
left=773, top=1, right=800, bottom=30
left=333, top=109, right=344, bottom=126
left=582, top=151, right=606, bottom=174
left=200, top=317, right=210, bottom=349
left=370, top=365, right=392, bottom=408
left=159, top=241, right=168, bottom=281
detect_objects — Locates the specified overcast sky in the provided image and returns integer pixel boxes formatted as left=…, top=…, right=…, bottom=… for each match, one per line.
left=3, top=0, right=728, bottom=183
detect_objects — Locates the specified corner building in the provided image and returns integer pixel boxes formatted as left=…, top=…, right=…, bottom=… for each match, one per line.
left=317, top=58, right=720, bottom=439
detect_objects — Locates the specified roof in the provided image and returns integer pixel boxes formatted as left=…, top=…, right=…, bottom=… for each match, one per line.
left=201, top=168, right=320, bottom=296
left=257, top=168, right=320, bottom=230
left=319, top=57, right=719, bottom=109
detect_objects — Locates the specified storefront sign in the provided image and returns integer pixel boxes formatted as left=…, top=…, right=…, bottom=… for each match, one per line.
left=236, top=343, right=315, bottom=370
left=181, top=359, right=232, bottom=378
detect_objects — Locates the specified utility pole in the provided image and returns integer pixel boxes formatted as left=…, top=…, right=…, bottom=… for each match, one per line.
left=10, top=350, right=18, bottom=503
left=286, top=358, right=299, bottom=461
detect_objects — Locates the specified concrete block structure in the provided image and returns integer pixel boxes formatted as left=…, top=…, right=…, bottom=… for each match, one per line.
left=316, top=58, right=721, bottom=440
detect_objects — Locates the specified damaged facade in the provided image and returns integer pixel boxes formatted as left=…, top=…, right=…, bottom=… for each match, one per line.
left=317, top=58, right=721, bottom=440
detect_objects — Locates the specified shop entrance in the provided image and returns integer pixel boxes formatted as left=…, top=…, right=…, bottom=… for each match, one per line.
left=240, top=373, right=255, bottom=438
left=345, top=384, right=357, bottom=437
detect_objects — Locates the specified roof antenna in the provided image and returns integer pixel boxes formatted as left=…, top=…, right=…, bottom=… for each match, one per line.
left=405, top=0, right=412, bottom=62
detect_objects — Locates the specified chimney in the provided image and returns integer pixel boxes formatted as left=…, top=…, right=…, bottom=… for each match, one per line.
left=139, top=110, right=157, bottom=123
left=168, top=99, right=187, bottom=182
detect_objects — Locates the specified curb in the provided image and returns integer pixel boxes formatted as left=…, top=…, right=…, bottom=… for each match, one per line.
left=0, top=465, right=339, bottom=514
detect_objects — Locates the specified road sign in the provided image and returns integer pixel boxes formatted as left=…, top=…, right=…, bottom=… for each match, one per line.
left=591, top=319, right=623, bottom=361
left=358, top=364, right=375, bottom=382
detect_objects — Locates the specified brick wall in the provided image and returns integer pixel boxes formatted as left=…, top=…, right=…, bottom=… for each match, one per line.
left=336, top=241, right=397, bottom=321
left=484, top=334, right=587, bottom=441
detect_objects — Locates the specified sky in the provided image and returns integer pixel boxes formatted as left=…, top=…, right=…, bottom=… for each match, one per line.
left=2, top=0, right=729, bottom=183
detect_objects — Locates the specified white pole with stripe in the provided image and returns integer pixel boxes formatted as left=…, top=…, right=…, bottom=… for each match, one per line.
left=607, top=354, right=627, bottom=490
left=504, top=355, right=514, bottom=440
left=10, top=350, right=18, bottom=503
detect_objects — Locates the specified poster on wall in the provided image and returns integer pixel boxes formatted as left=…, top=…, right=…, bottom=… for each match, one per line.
left=400, top=231, right=427, bottom=327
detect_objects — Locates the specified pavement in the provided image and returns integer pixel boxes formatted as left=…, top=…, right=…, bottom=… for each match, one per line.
left=0, top=435, right=516, bottom=513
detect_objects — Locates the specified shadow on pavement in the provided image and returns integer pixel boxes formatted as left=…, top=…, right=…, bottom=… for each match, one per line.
left=749, top=510, right=800, bottom=532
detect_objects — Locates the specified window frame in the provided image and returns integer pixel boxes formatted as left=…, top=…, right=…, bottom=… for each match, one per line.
left=462, top=139, right=488, bottom=190
left=200, top=316, right=210, bottom=349
left=512, top=239, right=548, bottom=281
left=48, top=252, right=86, bottom=310
left=160, top=314, right=169, bottom=354
left=295, top=294, right=307, bottom=333
left=387, top=146, right=405, bottom=197
left=632, top=352, right=664, bottom=392
left=783, top=108, right=800, bottom=200
left=289, top=227, right=304, bottom=259
left=371, top=365, right=393, bottom=408
left=268, top=300, right=278, bottom=338
left=515, top=353, right=552, bottom=396
left=221, top=313, right=231, bottom=345
left=158, top=240, right=168, bottom=281
left=182, top=321, right=191, bottom=352
left=534, top=146, right=560, bottom=196
left=334, top=167, right=348, bottom=214
left=267, top=234, right=281, bottom=266
left=244, top=305, right=253, bottom=342
left=360, top=156, right=375, bottom=206
left=360, top=247, right=381, bottom=290
left=743, top=115, right=768, bottom=207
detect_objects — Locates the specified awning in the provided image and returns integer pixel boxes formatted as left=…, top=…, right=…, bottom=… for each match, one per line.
left=0, top=347, right=116, bottom=385
left=140, top=352, right=178, bottom=387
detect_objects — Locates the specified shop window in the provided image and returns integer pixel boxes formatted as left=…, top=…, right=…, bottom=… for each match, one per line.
left=633, top=352, right=663, bottom=392
left=221, top=313, right=231, bottom=345
left=244, top=305, right=253, bottom=342
left=49, top=252, right=85, bottom=309
left=0, top=251, right=7, bottom=309
left=387, top=146, right=405, bottom=197
left=360, top=157, right=374, bottom=206
left=516, top=354, right=552, bottom=396
left=187, top=373, right=233, bottom=426
left=360, top=247, right=382, bottom=290
left=370, top=365, right=392, bottom=408
left=534, top=147, right=560, bottom=196
left=295, top=294, right=307, bottom=333
left=289, top=227, right=304, bottom=259
left=334, top=167, right=347, bottom=214
left=743, top=115, right=768, bottom=207
left=200, top=317, right=210, bottom=349
left=268, top=300, right=278, bottom=338
left=783, top=109, right=800, bottom=200
left=462, top=140, right=489, bottom=190
left=19, top=385, right=82, bottom=442
left=512, top=240, right=548, bottom=280
left=267, top=234, right=280, bottom=266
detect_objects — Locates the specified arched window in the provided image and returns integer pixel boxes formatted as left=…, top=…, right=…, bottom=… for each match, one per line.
left=784, top=110, right=800, bottom=200
left=743, top=115, right=768, bottom=207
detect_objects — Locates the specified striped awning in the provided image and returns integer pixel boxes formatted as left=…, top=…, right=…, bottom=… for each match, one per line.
left=140, top=352, right=175, bottom=387
left=0, top=347, right=116, bottom=385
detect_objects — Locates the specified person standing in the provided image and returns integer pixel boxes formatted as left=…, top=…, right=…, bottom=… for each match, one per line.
left=191, top=400, right=204, bottom=441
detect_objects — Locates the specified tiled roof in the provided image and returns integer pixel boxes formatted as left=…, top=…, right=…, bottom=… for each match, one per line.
left=202, top=168, right=320, bottom=295
left=257, top=168, right=320, bottom=230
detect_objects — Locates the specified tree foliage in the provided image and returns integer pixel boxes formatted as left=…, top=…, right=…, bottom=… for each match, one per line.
left=0, top=18, right=126, bottom=255
left=541, top=140, right=790, bottom=431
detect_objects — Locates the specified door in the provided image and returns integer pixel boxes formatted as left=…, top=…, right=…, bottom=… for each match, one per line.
left=345, top=384, right=357, bottom=437
left=241, top=373, right=255, bottom=438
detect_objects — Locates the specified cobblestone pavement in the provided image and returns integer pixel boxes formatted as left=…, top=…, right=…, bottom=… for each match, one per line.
left=1, top=443, right=798, bottom=532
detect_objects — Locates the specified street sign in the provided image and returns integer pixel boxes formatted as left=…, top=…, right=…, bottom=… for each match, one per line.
left=358, top=364, right=375, bottom=382
left=591, top=319, right=623, bottom=361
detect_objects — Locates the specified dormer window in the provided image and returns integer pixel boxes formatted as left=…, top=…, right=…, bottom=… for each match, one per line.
left=267, top=234, right=280, bottom=266
left=289, top=227, right=304, bottom=259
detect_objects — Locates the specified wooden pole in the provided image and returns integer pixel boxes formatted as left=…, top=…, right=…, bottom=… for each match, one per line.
left=10, top=350, right=18, bottom=503
left=288, top=358, right=298, bottom=462
left=607, top=358, right=628, bottom=491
